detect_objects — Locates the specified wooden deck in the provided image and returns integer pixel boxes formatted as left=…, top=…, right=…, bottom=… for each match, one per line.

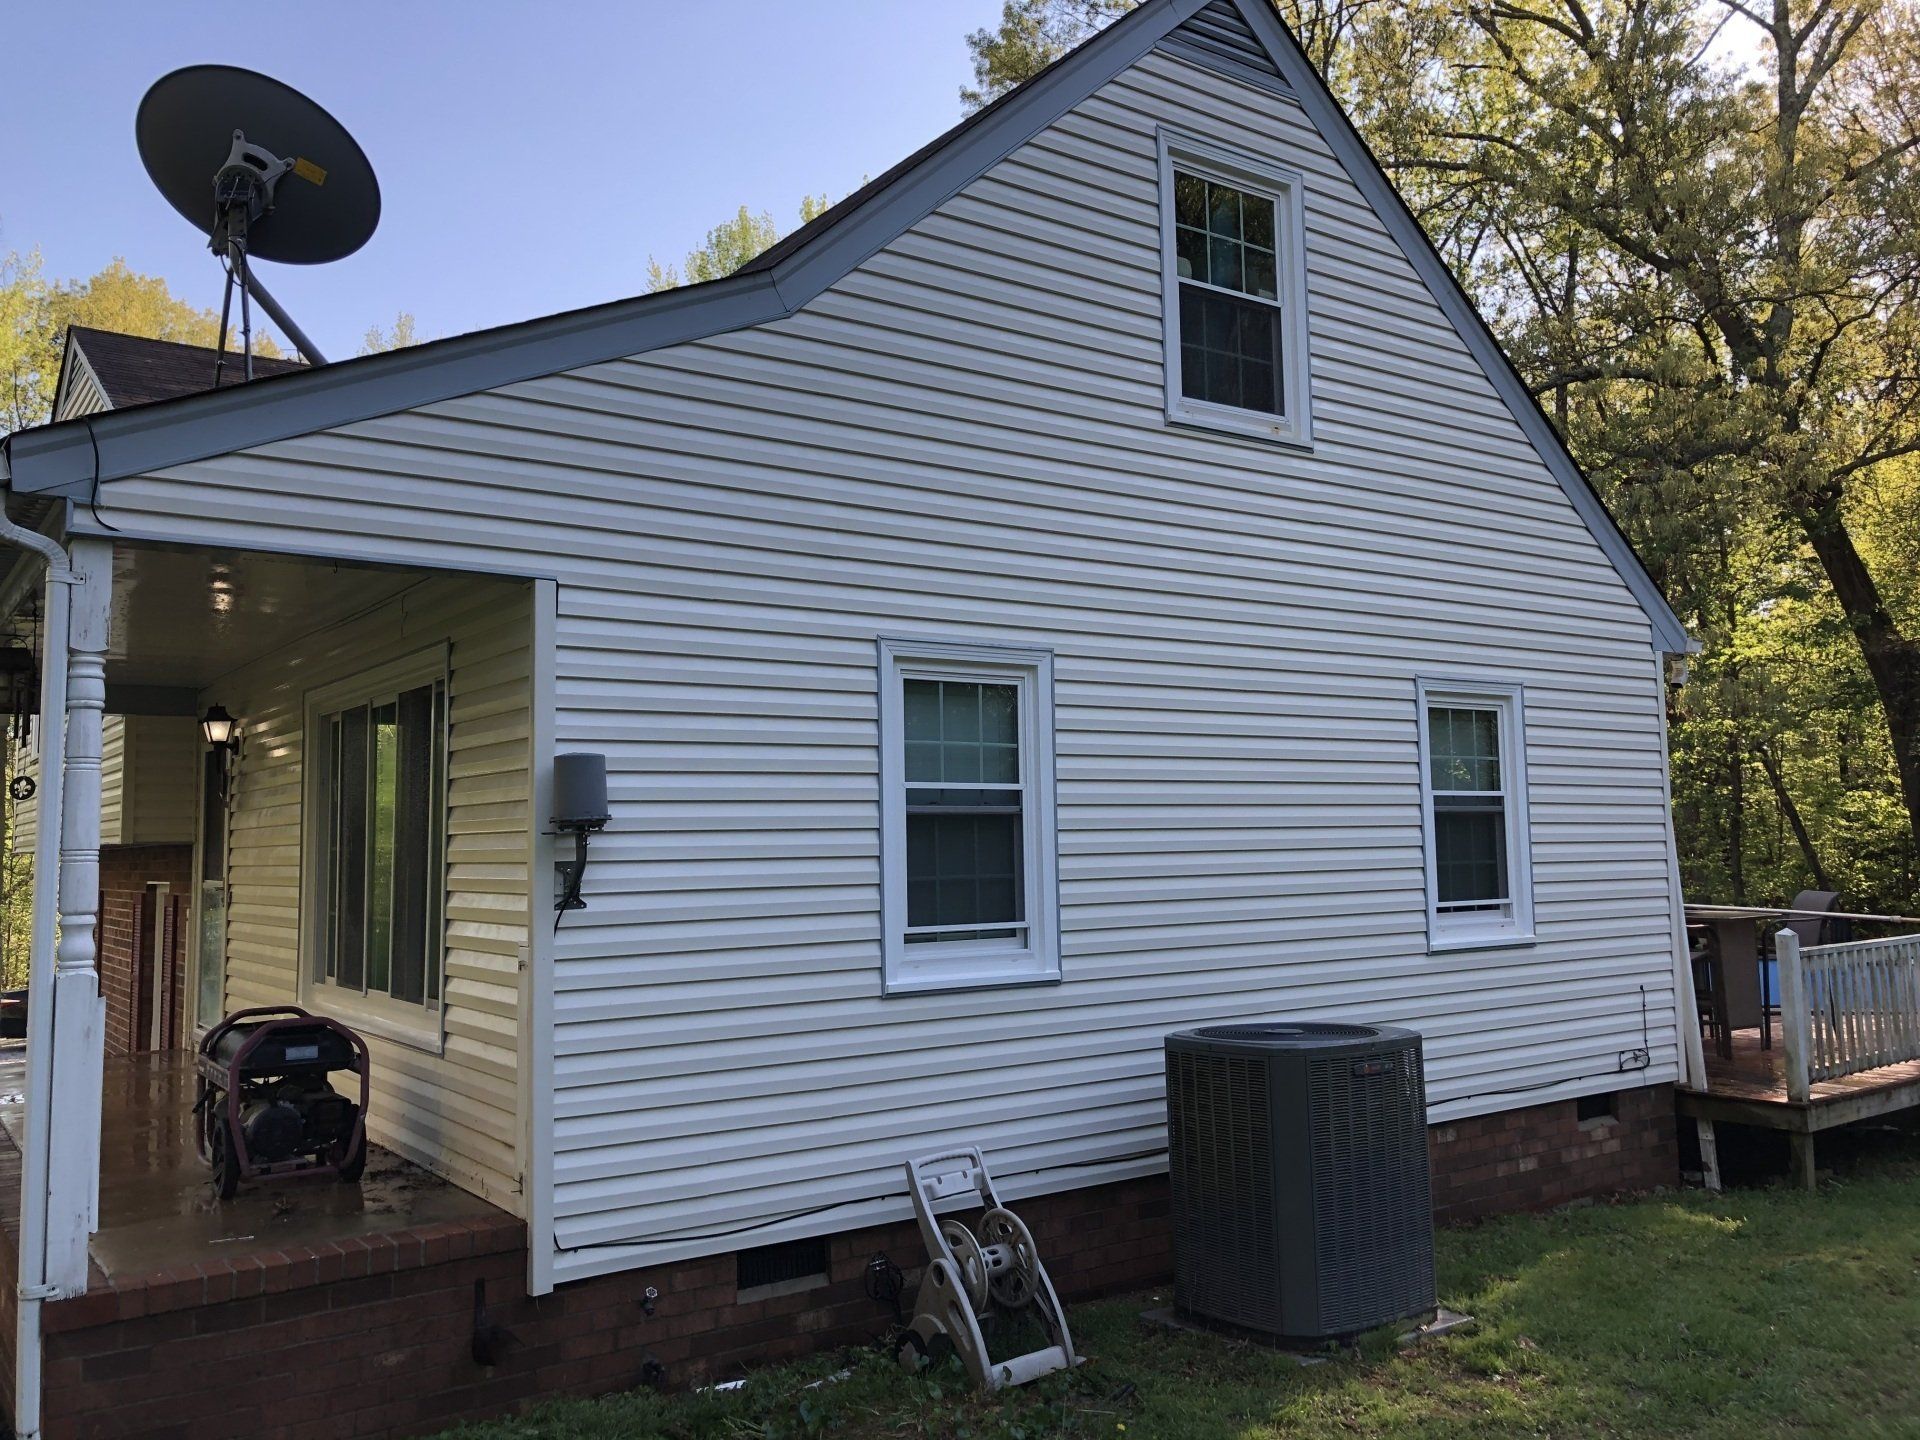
left=1679, top=1020, right=1920, bottom=1143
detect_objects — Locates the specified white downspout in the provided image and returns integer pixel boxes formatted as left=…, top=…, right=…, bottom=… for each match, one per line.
left=0, top=513, right=73, bottom=1440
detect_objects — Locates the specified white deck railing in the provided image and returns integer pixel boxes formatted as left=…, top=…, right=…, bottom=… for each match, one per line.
left=1776, top=930, right=1920, bottom=1100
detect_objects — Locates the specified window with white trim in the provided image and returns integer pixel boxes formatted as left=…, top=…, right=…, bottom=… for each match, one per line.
left=1159, top=132, right=1311, bottom=446
left=879, top=639, right=1059, bottom=994
left=305, top=650, right=450, bottom=1042
left=1417, top=681, right=1534, bottom=950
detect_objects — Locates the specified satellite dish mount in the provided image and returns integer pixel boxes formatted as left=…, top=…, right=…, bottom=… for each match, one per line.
left=208, top=129, right=307, bottom=381
left=138, top=66, right=382, bottom=382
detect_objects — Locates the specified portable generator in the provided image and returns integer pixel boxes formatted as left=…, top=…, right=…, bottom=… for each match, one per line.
left=195, top=1006, right=370, bottom=1198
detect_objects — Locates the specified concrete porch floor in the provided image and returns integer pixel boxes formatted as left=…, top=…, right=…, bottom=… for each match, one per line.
left=0, top=1043, right=506, bottom=1282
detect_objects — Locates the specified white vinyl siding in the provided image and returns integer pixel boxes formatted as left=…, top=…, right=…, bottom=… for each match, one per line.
left=118, top=717, right=199, bottom=845
left=11, top=714, right=197, bottom=852
left=205, top=575, right=532, bottom=1214
left=52, top=349, right=110, bottom=422
left=78, top=44, right=1681, bottom=1285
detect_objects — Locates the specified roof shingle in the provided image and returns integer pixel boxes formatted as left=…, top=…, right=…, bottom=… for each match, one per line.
left=65, top=325, right=306, bottom=410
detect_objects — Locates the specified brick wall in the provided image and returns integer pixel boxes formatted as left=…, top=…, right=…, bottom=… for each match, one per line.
left=24, top=1179, right=1170, bottom=1440
left=1428, top=1083, right=1678, bottom=1223
left=12, top=1084, right=1676, bottom=1437
left=94, top=845, right=192, bottom=1059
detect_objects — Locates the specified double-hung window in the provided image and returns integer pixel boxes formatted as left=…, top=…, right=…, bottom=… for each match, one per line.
left=878, top=638, right=1059, bottom=994
left=1159, top=132, right=1311, bottom=445
left=305, top=649, right=450, bottom=1045
left=1416, top=681, right=1534, bottom=950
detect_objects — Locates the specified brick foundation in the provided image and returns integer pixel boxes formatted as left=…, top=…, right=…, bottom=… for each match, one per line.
left=94, top=846, right=192, bottom=1059
left=1428, top=1082, right=1677, bottom=1223
left=12, top=1085, right=1676, bottom=1438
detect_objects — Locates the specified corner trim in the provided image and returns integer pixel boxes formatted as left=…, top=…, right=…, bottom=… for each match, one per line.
left=526, top=578, right=559, bottom=1295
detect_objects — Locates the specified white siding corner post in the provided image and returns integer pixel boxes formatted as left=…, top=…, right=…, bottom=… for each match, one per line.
left=44, top=538, right=112, bottom=1291
left=1776, top=928, right=1812, bottom=1105
left=1654, top=654, right=1708, bottom=1092
left=525, top=579, right=558, bottom=1297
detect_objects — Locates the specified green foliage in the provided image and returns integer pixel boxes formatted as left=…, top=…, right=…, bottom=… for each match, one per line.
left=437, top=1126, right=1920, bottom=1439
left=359, top=311, right=425, bottom=355
left=961, top=1, right=1132, bottom=110
left=0, top=252, right=285, bottom=435
left=646, top=197, right=831, bottom=294
left=960, top=0, right=1920, bottom=911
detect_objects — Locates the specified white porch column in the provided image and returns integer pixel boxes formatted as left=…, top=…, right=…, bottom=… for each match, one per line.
left=42, top=536, right=111, bottom=1294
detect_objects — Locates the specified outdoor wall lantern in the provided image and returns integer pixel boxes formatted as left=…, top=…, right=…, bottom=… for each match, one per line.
left=553, top=752, right=610, bottom=917
left=200, top=705, right=240, bottom=752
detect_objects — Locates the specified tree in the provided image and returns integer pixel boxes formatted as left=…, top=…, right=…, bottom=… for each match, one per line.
left=1403, top=0, right=1920, bottom=890
left=962, top=0, right=1131, bottom=108
left=645, top=196, right=832, bottom=292
left=0, top=250, right=53, bottom=436
left=359, top=312, right=424, bottom=354
left=957, top=0, right=1920, bottom=906
left=2, top=253, right=282, bottom=435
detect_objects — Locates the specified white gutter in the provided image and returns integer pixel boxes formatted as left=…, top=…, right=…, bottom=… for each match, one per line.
left=0, top=507, right=73, bottom=1440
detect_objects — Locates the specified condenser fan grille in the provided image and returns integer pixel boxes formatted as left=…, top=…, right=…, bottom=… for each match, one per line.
left=1167, top=1048, right=1282, bottom=1330
left=1193, top=1022, right=1380, bottom=1044
left=1306, top=1046, right=1434, bottom=1334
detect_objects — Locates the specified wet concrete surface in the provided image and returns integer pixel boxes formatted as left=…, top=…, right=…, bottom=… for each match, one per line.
left=0, top=1044, right=506, bottom=1280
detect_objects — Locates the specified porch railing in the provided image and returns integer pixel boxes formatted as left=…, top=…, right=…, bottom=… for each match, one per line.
left=1776, top=929, right=1920, bottom=1101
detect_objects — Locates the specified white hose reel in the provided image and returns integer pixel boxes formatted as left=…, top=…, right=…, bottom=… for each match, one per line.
left=898, top=1147, right=1078, bottom=1391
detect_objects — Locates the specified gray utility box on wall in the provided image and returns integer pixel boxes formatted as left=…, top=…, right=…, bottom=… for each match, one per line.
left=1164, top=1022, right=1436, bottom=1341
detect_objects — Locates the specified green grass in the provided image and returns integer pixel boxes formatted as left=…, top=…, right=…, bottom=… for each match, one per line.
left=445, top=1125, right=1920, bottom=1440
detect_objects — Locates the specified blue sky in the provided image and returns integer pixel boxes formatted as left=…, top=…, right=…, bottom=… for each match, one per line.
left=1, top=1, right=999, bottom=359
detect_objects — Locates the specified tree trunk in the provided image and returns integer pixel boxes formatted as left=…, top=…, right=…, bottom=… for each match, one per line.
left=1757, top=744, right=1831, bottom=891
left=1794, top=490, right=1920, bottom=862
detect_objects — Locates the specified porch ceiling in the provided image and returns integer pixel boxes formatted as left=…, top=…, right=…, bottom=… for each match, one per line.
left=5, top=542, right=421, bottom=696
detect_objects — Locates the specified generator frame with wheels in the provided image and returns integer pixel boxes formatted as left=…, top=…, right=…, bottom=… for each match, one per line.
left=897, top=1147, right=1078, bottom=1391
left=195, top=1005, right=370, bottom=1199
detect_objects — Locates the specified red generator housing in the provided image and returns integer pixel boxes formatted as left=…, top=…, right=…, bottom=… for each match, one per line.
left=196, top=1006, right=370, bottom=1198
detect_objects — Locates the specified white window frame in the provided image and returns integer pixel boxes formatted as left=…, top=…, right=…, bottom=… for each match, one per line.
left=1157, top=129, right=1313, bottom=448
left=298, top=644, right=451, bottom=1052
left=1415, top=679, right=1535, bottom=953
left=878, top=637, right=1060, bottom=995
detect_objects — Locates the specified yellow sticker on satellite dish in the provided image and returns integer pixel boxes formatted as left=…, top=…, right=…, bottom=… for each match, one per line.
left=292, top=157, right=328, bottom=185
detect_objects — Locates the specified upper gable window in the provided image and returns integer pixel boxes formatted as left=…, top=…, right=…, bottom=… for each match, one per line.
left=1158, top=132, right=1310, bottom=447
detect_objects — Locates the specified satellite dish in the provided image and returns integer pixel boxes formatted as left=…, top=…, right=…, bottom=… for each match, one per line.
left=136, top=65, right=381, bottom=372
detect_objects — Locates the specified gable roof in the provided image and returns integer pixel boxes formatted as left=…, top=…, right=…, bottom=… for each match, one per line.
left=0, top=0, right=1688, bottom=652
left=56, top=326, right=306, bottom=416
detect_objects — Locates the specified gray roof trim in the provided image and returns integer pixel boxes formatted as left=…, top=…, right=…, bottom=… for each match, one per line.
left=2, top=0, right=1684, bottom=652
left=1225, top=0, right=1688, bottom=653
left=3, top=0, right=1201, bottom=502
left=4, top=268, right=789, bottom=498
